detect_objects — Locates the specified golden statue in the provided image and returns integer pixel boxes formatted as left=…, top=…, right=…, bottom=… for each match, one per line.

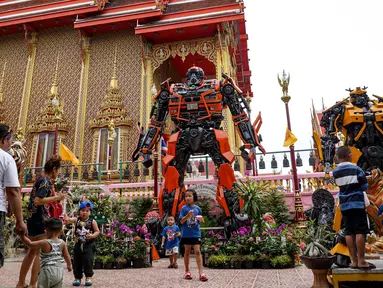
left=107, top=120, right=117, bottom=144
left=277, top=70, right=290, bottom=96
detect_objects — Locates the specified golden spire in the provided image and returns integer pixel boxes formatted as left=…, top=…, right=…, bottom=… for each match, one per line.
left=50, top=53, right=60, bottom=96
left=0, top=61, right=6, bottom=104
left=110, top=46, right=118, bottom=89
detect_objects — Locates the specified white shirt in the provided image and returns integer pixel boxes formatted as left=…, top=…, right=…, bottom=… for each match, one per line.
left=0, top=149, right=20, bottom=212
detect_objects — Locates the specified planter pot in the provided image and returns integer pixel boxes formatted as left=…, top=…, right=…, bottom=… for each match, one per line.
left=116, top=263, right=125, bottom=269
left=242, top=260, right=253, bottom=269
left=232, top=261, right=242, bottom=269
left=253, top=261, right=261, bottom=269
left=223, top=261, right=231, bottom=269
left=94, top=261, right=103, bottom=269
left=132, top=258, right=145, bottom=268
left=104, top=262, right=114, bottom=269
left=287, top=258, right=295, bottom=269
left=260, top=260, right=272, bottom=269
left=202, top=253, right=210, bottom=267
left=300, top=255, right=336, bottom=270
left=300, top=255, right=336, bottom=288
left=124, top=260, right=132, bottom=268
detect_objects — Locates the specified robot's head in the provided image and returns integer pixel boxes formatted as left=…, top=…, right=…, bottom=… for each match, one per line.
left=186, top=66, right=204, bottom=87
left=349, top=87, right=369, bottom=108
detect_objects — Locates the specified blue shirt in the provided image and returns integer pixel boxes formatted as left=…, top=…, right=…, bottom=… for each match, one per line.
left=179, top=205, right=202, bottom=238
left=333, top=162, right=368, bottom=211
left=161, top=225, right=180, bottom=249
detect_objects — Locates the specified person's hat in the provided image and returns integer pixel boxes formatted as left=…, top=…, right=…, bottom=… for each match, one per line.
left=79, top=201, right=93, bottom=211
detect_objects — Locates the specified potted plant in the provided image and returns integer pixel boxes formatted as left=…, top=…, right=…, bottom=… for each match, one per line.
left=94, top=255, right=103, bottom=269
left=300, top=224, right=336, bottom=288
left=131, top=238, right=147, bottom=268
left=242, top=255, right=256, bottom=269
left=102, top=255, right=115, bottom=269
left=270, top=255, right=293, bottom=269
left=207, top=254, right=230, bottom=269
left=230, top=254, right=243, bottom=269
left=116, top=256, right=127, bottom=269
left=123, top=249, right=132, bottom=268
left=258, top=253, right=271, bottom=269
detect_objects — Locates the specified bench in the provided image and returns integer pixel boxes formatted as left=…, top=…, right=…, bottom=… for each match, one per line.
left=331, top=260, right=383, bottom=288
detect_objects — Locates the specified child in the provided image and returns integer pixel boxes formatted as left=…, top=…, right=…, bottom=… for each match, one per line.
left=20, top=218, right=72, bottom=288
left=179, top=189, right=207, bottom=282
left=332, top=146, right=373, bottom=270
left=64, top=201, right=99, bottom=287
left=161, top=215, right=181, bottom=268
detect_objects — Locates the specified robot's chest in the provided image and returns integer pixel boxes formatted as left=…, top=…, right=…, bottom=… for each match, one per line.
left=343, top=104, right=383, bottom=126
left=168, top=90, right=223, bottom=115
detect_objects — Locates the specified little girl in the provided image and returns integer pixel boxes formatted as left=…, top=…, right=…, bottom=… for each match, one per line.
left=179, top=189, right=207, bottom=282
left=64, top=201, right=99, bottom=287
left=20, top=218, right=72, bottom=288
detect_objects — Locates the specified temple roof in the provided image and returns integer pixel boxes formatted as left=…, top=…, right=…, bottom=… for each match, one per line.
left=0, top=0, right=252, bottom=95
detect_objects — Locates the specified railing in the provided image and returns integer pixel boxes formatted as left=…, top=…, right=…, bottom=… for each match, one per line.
left=22, top=149, right=317, bottom=187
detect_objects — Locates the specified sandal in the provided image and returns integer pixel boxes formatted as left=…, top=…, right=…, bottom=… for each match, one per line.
left=184, top=272, right=192, bottom=280
left=200, top=273, right=208, bottom=282
left=168, top=264, right=174, bottom=268
left=173, top=263, right=178, bottom=268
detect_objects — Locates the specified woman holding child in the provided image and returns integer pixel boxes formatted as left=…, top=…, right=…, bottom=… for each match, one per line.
left=17, top=156, right=66, bottom=288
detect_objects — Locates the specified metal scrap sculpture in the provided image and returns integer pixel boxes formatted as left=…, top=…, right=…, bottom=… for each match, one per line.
left=314, top=87, right=383, bottom=235
left=133, top=66, right=265, bottom=234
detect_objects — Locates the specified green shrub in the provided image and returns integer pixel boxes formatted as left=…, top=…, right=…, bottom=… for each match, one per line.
left=270, top=255, right=292, bottom=267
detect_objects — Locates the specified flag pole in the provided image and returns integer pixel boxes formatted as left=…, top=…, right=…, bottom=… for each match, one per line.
left=279, top=70, right=305, bottom=226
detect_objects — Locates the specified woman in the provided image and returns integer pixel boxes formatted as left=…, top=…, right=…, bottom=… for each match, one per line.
left=17, top=155, right=65, bottom=288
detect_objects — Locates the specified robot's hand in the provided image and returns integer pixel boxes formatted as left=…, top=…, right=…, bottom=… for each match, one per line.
left=324, top=162, right=335, bottom=185
left=142, top=154, right=153, bottom=168
left=239, top=144, right=256, bottom=162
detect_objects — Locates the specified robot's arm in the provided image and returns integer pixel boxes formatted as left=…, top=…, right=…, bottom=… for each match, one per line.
left=133, top=79, right=170, bottom=164
left=319, top=106, right=343, bottom=177
left=221, top=73, right=266, bottom=162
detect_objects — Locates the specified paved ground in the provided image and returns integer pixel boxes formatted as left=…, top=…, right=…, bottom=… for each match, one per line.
left=0, top=256, right=314, bottom=288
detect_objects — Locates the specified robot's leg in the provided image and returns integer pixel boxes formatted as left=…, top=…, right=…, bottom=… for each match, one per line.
left=160, top=131, right=191, bottom=217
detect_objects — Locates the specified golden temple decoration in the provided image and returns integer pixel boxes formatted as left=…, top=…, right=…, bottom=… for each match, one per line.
left=0, top=61, right=6, bottom=124
left=15, top=127, right=24, bottom=142
left=150, top=37, right=218, bottom=72
left=90, top=47, right=133, bottom=129
left=155, top=0, right=169, bottom=11
left=94, top=0, right=109, bottom=11
left=29, top=54, right=67, bottom=134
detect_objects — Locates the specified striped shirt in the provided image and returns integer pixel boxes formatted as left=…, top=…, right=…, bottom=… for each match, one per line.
left=40, top=239, right=65, bottom=268
left=332, top=162, right=368, bottom=211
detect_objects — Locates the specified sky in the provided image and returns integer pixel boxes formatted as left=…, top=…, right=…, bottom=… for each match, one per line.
left=244, top=0, right=383, bottom=173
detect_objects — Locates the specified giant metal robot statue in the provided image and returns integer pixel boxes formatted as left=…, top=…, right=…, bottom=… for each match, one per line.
left=133, top=66, right=266, bottom=235
left=314, top=87, right=383, bottom=235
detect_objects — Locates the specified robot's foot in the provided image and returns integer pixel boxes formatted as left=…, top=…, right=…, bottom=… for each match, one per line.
left=224, top=213, right=249, bottom=239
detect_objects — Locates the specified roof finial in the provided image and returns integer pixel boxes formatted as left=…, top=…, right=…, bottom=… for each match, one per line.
left=51, top=53, right=60, bottom=95
left=110, top=45, right=118, bottom=89
left=0, top=61, right=6, bottom=104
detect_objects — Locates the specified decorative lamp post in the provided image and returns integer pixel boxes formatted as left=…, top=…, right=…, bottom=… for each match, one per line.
left=278, top=70, right=305, bottom=225
left=107, top=120, right=116, bottom=182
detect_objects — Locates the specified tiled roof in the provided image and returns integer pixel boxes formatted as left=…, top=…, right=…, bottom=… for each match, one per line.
left=0, top=0, right=65, bottom=13
left=166, top=0, right=236, bottom=14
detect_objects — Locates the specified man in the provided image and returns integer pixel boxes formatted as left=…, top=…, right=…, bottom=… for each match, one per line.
left=0, top=124, right=27, bottom=268
left=332, top=146, right=372, bottom=270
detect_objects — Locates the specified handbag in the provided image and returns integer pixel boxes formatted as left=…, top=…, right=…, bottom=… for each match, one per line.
left=46, top=186, right=63, bottom=219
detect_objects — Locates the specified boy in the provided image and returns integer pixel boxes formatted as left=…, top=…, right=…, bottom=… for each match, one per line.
left=332, top=146, right=372, bottom=270
left=161, top=215, right=181, bottom=268
left=20, top=218, right=72, bottom=288
left=64, top=201, right=99, bottom=287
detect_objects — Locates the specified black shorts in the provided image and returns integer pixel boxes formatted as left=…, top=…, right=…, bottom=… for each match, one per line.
left=27, top=218, right=45, bottom=237
left=341, top=209, right=370, bottom=235
left=180, top=237, right=201, bottom=245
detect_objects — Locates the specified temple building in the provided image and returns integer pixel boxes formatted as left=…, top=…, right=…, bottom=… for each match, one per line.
left=0, top=0, right=252, bottom=182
